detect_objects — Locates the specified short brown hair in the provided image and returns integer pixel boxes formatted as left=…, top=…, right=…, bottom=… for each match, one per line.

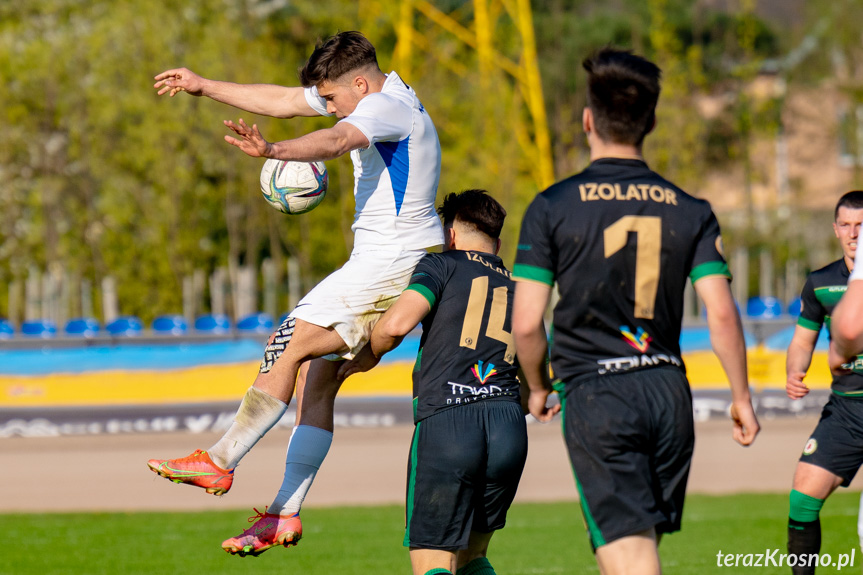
left=299, top=31, right=380, bottom=87
left=583, top=48, right=661, bottom=146
left=437, top=189, right=506, bottom=240
left=835, top=191, right=863, bottom=219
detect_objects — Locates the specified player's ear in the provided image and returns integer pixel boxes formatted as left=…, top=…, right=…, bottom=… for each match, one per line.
left=646, top=112, right=657, bottom=135
left=582, top=107, right=592, bottom=134
left=354, top=75, right=369, bottom=95
left=445, top=226, right=457, bottom=250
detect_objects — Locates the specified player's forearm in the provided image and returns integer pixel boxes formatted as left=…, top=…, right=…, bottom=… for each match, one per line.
left=203, top=80, right=313, bottom=118
left=832, top=280, right=863, bottom=359
left=785, top=342, right=814, bottom=378
left=513, top=326, right=552, bottom=392
left=709, top=313, right=751, bottom=403
left=267, top=127, right=360, bottom=162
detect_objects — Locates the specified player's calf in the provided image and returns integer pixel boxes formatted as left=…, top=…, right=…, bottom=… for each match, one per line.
left=787, top=489, right=824, bottom=575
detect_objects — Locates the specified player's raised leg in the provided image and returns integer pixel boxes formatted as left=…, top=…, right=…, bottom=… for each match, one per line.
left=222, top=355, right=344, bottom=554
left=148, top=318, right=347, bottom=495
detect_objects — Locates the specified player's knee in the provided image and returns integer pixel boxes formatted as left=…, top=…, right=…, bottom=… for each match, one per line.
left=789, top=489, right=825, bottom=524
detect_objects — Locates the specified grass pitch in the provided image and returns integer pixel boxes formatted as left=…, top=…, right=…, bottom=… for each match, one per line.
left=2, top=493, right=859, bottom=574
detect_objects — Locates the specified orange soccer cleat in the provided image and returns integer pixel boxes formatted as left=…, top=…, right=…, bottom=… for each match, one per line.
left=221, top=508, right=303, bottom=557
left=147, top=449, right=234, bottom=496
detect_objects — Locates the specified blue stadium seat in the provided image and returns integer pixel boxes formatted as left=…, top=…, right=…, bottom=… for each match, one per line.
left=0, top=319, right=13, bottom=339
left=194, top=313, right=231, bottom=334
left=787, top=297, right=802, bottom=318
left=21, top=319, right=57, bottom=338
left=746, top=296, right=783, bottom=319
left=65, top=317, right=100, bottom=338
left=236, top=313, right=274, bottom=334
left=152, top=314, right=188, bottom=336
left=106, top=316, right=143, bottom=337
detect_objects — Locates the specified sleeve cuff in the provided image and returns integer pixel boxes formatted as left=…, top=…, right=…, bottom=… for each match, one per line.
left=512, top=264, right=554, bottom=286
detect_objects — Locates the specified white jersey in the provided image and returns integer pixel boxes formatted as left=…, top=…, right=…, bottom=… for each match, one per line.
left=304, top=72, right=443, bottom=250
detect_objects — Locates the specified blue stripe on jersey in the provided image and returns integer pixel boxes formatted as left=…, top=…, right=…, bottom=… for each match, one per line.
left=375, top=137, right=411, bottom=215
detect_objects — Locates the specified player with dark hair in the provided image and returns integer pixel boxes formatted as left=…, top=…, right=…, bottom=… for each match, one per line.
left=339, top=189, right=534, bottom=575
left=148, top=31, right=444, bottom=556
left=511, top=47, right=759, bottom=575
left=786, top=191, right=863, bottom=574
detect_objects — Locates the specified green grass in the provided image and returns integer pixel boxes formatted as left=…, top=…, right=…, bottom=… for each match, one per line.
left=1, top=493, right=860, bottom=575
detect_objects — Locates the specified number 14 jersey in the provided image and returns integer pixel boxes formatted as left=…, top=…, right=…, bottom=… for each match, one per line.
left=406, top=250, right=521, bottom=423
left=514, top=158, right=731, bottom=385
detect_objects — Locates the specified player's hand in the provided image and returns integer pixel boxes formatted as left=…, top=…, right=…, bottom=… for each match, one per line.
left=154, top=67, right=206, bottom=97
left=785, top=371, right=810, bottom=400
left=224, top=118, right=273, bottom=158
left=336, top=344, right=380, bottom=382
left=528, top=388, right=560, bottom=423
left=828, top=342, right=855, bottom=376
left=730, top=401, right=759, bottom=446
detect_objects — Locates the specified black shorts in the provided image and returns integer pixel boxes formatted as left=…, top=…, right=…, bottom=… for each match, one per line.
left=404, top=399, right=528, bottom=550
left=561, top=367, right=694, bottom=550
left=799, top=393, right=863, bottom=486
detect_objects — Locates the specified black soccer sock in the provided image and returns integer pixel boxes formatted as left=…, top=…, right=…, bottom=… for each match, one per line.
left=456, top=557, right=496, bottom=575
left=788, top=489, right=824, bottom=575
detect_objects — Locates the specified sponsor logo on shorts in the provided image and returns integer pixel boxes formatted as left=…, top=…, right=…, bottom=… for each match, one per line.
left=803, top=438, right=818, bottom=455
left=620, top=325, right=651, bottom=353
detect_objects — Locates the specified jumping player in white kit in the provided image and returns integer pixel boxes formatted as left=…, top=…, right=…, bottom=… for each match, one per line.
left=147, top=31, right=444, bottom=556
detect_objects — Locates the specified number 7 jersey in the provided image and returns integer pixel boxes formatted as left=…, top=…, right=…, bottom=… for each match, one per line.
left=406, top=250, right=521, bottom=423
left=513, top=158, right=731, bottom=385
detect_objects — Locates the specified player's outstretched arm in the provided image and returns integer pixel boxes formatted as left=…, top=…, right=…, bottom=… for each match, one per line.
left=224, top=119, right=369, bottom=161
left=694, top=276, right=760, bottom=446
left=785, top=326, right=819, bottom=400
left=512, top=280, right=559, bottom=423
left=337, top=291, right=430, bottom=381
left=831, top=279, right=863, bottom=361
left=154, top=67, right=317, bottom=118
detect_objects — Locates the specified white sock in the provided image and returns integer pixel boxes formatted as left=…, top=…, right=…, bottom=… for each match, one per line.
left=269, top=425, right=333, bottom=516
left=207, top=386, right=287, bottom=469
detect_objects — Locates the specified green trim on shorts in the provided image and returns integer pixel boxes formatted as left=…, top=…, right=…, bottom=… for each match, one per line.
left=831, top=389, right=863, bottom=398
left=403, top=422, right=422, bottom=547
left=406, top=284, right=436, bottom=308
left=558, top=384, right=606, bottom=549
left=512, top=264, right=554, bottom=286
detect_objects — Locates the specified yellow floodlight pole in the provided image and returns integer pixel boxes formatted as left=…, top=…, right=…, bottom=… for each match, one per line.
left=400, top=0, right=555, bottom=189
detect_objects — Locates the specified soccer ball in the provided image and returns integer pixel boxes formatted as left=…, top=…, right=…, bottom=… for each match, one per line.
left=260, top=159, right=328, bottom=215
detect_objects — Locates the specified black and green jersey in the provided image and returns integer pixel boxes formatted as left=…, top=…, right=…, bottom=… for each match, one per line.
left=514, top=158, right=730, bottom=385
left=406, top=250, right=521, bottom=423
left=796, top=258, right=863, bottom=395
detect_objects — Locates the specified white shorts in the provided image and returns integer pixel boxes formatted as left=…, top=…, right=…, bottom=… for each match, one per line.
left=290, top=245, right=434, bottom=359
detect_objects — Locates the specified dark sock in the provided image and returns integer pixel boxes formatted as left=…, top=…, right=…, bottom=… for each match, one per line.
left=788, top=519, right=821, bottom=575
left=457, top=557, right=496, bottom=575
left=788, top=489, right=825, bottom=575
